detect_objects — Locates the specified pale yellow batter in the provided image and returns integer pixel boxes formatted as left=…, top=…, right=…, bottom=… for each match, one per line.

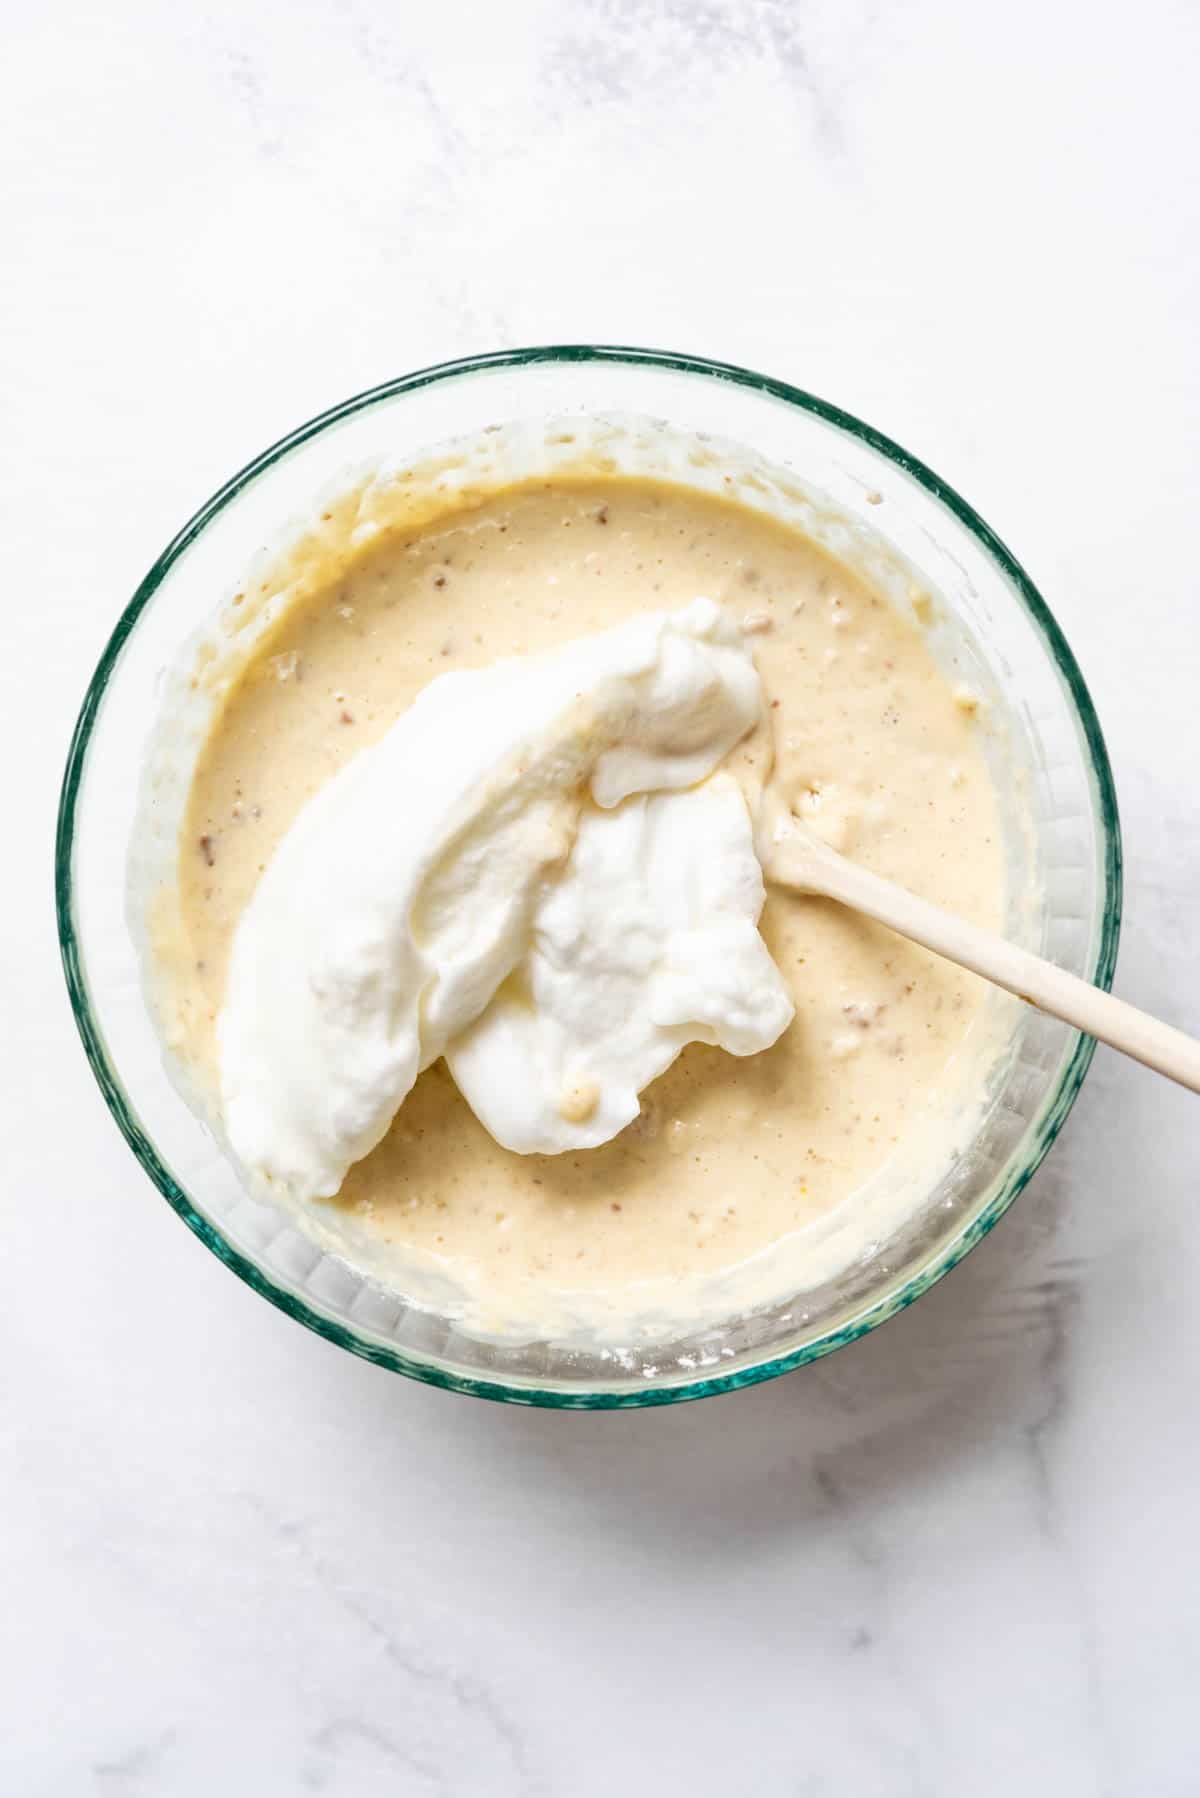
left=165, top=474, right=1003, bottom=1315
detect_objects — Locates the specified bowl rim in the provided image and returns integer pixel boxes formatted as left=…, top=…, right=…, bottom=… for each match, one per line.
left=56, top=343, right=1123, bottom=1409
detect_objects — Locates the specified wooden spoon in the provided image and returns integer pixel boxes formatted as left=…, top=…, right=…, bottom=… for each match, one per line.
left=756, top=791, right=1200, bottom=1095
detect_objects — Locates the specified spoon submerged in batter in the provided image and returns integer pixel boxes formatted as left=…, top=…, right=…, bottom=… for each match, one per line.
left=755, top=788, right=1200, bottom=1096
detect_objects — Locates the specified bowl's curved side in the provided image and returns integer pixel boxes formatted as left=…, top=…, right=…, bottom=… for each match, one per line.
left=56, top=345, right=1122, bottom=1408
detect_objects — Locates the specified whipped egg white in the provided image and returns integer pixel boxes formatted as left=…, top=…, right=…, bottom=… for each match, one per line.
left=217, top=599, right=794, bottom=1201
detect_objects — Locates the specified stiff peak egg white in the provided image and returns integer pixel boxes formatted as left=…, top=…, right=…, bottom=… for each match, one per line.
left=449, top=775, right=793, bottom=1153
left=217, top=600, right=794, bottom=1199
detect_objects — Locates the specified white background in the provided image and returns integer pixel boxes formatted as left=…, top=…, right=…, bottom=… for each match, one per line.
left=5, top=2, right=1200, bottom=1792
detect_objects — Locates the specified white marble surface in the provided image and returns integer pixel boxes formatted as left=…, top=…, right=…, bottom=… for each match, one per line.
left=4, top=1, right=1200, bottom=1791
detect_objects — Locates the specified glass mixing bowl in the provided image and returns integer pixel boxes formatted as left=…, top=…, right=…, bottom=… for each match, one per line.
left=57, top=346, right=1121, bottom=1407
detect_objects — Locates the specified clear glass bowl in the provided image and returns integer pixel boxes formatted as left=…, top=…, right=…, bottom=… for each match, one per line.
left=56, top=346, right=1121, bottom=1408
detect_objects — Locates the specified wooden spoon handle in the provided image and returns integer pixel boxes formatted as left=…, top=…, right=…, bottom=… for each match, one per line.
left=767, top=822, right=1200, bottom=1096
